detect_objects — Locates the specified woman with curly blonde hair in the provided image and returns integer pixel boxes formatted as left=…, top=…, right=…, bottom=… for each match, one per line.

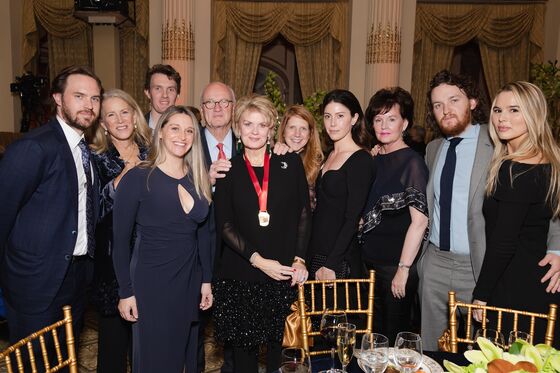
left=473, top=81, right=560, bottom=343
left=277, top=105, right=324, bottom=209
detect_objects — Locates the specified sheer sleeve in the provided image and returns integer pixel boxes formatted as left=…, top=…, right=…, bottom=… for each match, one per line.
left=400, top=155, right=429, bottom=216
left=214, top=169, right=257, bottom=261
left=112, top=168, right=142, bottom=299
left=324, top=151, right=374, bottom=271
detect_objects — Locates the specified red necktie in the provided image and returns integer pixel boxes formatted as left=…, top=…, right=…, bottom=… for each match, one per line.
left=217, top=142, right=227, bottom=160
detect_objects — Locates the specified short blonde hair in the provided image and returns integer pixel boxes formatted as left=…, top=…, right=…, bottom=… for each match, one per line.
left=232, top=94, right=277, bottom=138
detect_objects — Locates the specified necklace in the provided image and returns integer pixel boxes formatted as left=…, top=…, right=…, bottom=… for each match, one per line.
left=118, top=143, right=139, bottom=165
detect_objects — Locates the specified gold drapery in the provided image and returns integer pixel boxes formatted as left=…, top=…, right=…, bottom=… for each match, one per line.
left=412, top=3, right=544, bottom=133
left=23, top=0, right=91, bottom=80
left=211, top=1, right=349, bottom=98
left=120, top=0, right=150, bottom=111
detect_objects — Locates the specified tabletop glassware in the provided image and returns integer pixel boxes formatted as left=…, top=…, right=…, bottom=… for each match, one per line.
left=320, top=310, right=347, bottom=371
left=280, top=347, right=311, bottom=373
left=394, top=332, right=423, bottom=373
left=474, top=328, right=506, bottom=349
left=508, top=330, right=532, bottom=347
left=337, top=323, right=356, bottom=373
left=358, top=333, right=389, bottom=373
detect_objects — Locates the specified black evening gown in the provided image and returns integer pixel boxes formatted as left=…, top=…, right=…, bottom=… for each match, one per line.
left=113, top=167, right=211, bottom=373
left=473, top=160, right=560, bottom=345
left=212, top=152, right=311, bottom=348
left=360, top=147, right=428, bottom=344
left=307, top=149, right=374, bottom=278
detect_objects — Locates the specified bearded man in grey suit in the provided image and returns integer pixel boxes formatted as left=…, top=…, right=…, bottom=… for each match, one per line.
left=419, top=70, right=560, bottom=350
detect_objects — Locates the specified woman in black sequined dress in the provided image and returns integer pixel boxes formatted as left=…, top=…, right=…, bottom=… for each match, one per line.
left=360, top=88, right=428, bottom=344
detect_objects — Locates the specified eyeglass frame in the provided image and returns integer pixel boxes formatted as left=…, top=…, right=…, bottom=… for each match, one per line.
left=202, top=99, right=233, bottom=110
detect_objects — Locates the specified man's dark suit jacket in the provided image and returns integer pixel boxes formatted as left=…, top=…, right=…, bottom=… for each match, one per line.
left=0, top=118, right=99, bottom=313
left=199, top=126, right=238, bottom=169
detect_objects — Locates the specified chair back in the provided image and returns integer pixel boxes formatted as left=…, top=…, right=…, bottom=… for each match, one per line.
left=297, top=270, right=375, bottom=356
left=0, top=306, right=78, bottom=373
left=444, top=291, right=557, bottom=352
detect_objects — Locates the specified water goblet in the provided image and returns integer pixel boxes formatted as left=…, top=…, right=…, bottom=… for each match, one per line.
left=359, top=333, right=389, bottom=373
left=394, top=332, right=423, bottom=373
left=280, top=347, right=311, bottom=373
left=474, top=328, right=506, bottom=349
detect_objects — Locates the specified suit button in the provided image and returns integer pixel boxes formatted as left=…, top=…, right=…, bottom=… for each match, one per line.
left=71, top=230, right=77, bottom=235
left=64, top=255, right=71, bottom=261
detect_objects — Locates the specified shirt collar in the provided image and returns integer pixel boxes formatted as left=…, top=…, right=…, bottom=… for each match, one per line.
left=204, top=127, right=233, bottom=146
left=57, top=115, right=84, bottom=149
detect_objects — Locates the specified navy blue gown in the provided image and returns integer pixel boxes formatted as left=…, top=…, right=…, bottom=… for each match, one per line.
left=113, top=166, right=211, bottom=373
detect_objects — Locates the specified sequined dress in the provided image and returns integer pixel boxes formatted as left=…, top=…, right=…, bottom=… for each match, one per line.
left=213, top=153, right=311, bottom=347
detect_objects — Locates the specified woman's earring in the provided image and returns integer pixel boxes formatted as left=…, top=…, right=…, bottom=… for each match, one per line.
left=104, top=129, right=108, bottom=135
left=134, top=124, right=138, bottom=129
left=266, top=138, right=271, bottom=154
left=236, top=138, right=243, bottom=153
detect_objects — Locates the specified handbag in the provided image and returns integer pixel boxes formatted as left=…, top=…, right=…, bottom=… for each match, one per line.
left=282, top=301, right=314, bottom=348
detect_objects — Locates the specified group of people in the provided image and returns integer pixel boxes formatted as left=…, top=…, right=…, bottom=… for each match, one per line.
left=1, top=62, right=560, bottom=373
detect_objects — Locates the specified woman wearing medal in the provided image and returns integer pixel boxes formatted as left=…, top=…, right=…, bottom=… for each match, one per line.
left=213, top=94, right=311, bottom=372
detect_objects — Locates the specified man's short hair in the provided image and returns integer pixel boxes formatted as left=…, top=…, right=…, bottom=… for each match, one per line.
left=144, top=64, right=181, bottom=95
left=51, top=65, right=103, bottom=96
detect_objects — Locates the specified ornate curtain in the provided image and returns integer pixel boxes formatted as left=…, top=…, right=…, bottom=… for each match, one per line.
left=412, top=3, right=544, bottom=135
left=211, top=1, right=349, bottom=98
left=120, top=0, right=150, bottom=111
left=23, top=0, right=91, bottom=80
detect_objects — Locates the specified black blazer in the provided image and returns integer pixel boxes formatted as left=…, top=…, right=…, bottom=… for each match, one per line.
left=0, top=118, right=100, bottom=313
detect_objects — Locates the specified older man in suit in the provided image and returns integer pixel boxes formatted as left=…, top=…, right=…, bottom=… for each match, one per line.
left=0, top=66, right=102, bottom=347
left=419, top=70, right=560, bottom=350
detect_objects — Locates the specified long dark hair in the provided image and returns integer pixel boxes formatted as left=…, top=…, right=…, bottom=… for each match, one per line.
left=321, top=89, right=372, bottom=150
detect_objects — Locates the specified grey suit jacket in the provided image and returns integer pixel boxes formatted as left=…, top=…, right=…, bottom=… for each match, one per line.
left=422, top=124, right=560, bottom=281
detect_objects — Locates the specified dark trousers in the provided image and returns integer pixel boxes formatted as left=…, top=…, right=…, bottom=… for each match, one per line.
left=97, top=313, right=131, bottom=373
left=5, top=257, right=92, bottom=372
left=233, top=342, right=282, bottom=373
left=366, top=262, right=418, bottom=345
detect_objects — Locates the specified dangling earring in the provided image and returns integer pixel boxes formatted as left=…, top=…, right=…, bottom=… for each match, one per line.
left=266, top=137, right=271, bottom=154
left=104, top=129, right=108, bottom=135
left=134, top=124, right=138, bottom=130
left=236, top=138, right=243, bottom=153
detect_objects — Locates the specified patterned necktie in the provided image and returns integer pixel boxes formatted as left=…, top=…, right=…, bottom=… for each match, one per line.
left=78, top=139, right=95, bottom=258
left=217, top=142, right=227, bottom=160
left=439, top=137, right=463, bottom=251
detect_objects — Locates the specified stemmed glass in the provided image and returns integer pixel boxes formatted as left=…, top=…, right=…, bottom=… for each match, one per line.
left=474, top=328, right=506, bottom=349
left=358, top=333, right=389, bottom=373
left=394, top=332, right=423, bottom=373
left=320, top=310, right=347, bottom=371
left=337, top=323, right=356, bottom=373
left=280, top=347, right=311, bottom=373
left=508, top=330, right=532, bottom=347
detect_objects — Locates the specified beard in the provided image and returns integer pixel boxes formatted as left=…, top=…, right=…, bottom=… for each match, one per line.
left=60, top=103, right=97, bottom=132
left=437, top=106, right=472, bottom=137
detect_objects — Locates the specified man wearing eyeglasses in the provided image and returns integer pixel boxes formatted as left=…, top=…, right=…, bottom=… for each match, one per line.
left=143, top=64, right=181, bottom=129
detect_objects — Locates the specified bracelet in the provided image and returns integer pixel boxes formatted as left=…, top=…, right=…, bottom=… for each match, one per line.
left=249, top=252, right=259, bottom=268
left=398, top=261, right=411, bottom=270
left=293, top=257, right=306, bottom=265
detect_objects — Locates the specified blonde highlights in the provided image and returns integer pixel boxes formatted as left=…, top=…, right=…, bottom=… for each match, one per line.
left=277, top=105, right=324, bottom=185
left=232, top=94, right=277, bottom=140
left=486, top=81, right=560, bottom=217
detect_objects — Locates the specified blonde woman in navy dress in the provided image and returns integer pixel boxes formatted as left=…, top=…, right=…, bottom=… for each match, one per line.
left=113, top=106, right=213, bottom=373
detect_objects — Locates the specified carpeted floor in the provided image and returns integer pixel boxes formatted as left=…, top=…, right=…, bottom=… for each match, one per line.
left=0, top=309, right=224, bottom=373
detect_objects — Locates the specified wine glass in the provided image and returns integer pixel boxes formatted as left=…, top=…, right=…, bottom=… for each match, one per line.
left=337, top=323, right=356, bottom=373
left=508, top=330, right=532, bottom=347
left=394, top=332, right=423, bottom=373
left=474, top=328, right=506, bottom=349
left=320, top=310, right=347, bottom=371
left=359, top=333, right=389, bottom=373
left=280, top=347, right=311, bottom=373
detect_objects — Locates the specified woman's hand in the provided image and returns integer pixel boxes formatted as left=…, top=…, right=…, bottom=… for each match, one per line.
left=118, top=296, right=138, bottom=322
left=472, top=299, right=487, bottom=322
left=391, top=267, right=409, bottom=299
left=253, top=253, right=294, bottom=281
left=291, top=261, right=308, bottom=286
left=200, top=283, right=213, bottom=310
left=370, top=144, right=382, bottom=157
left=315, top=266, right=336, bottom=281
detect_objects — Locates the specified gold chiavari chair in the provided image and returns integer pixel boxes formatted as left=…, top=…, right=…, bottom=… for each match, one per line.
left=297, top=270, right=375, bottom=356
left=0, top=305, right=78, bottom=373
left=441, top=291, right=557, bottom=353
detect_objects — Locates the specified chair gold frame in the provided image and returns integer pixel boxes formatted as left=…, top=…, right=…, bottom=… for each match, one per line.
left=297, top=270, right=375, bottom=356
left=0, top=305, right=78, bottom=373
left=444, top=291, right=557, bottom=353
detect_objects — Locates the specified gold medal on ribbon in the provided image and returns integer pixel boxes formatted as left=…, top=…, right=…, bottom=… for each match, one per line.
left=258, top=211, right=270, bottom=227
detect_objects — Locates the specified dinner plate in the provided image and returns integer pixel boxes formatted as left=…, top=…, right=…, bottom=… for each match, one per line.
left=354, top=347, right=443, bottom=373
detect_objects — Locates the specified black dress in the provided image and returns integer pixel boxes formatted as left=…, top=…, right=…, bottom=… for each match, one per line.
left=113, top=167, right=212, bottom=373
left=307, top=150, right=374, bottom=278
left=212, top=152, right=311, bottom=349
left=473, top=160, right=559, bottom=345
left=91, top=145, right=148, bottom=373
left=360, top=147, right=428, bottom=343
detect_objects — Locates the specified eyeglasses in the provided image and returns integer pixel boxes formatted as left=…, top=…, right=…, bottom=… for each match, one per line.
left=202, top=99, right=233, bottom=110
